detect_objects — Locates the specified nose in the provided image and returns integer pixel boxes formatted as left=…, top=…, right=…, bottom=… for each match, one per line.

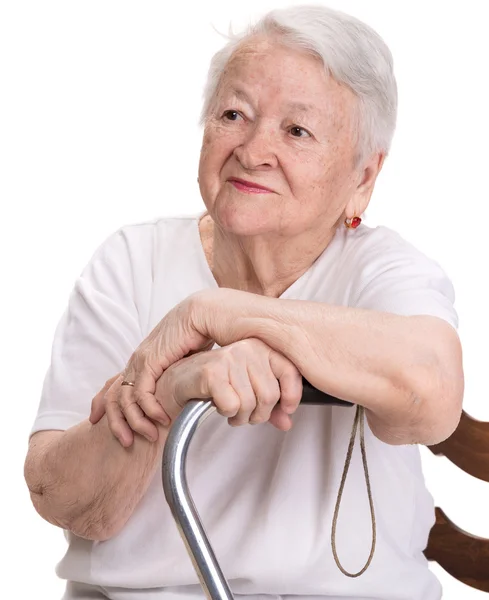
left=233, top=123, right=278, bottom=170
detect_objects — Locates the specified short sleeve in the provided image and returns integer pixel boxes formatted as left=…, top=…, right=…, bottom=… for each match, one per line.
left=350, top=227, right=459, bottom=330
left=30, top=225, right=154, bottom=437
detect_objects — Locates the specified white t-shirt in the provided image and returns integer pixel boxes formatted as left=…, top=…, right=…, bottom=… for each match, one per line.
left=31, top=210, right=459, bottom=600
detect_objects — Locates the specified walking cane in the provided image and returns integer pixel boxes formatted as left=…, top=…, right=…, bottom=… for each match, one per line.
left=162, top=378, right=353, bottom=600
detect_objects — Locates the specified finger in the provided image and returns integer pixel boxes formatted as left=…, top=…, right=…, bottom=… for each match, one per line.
left=247, top=371, right=281, bottom=425
left=210, top=381, right=241, bottom=420
left=176, top=359, right=242, bottom=421
left=269, top=352, right=303, bottom=414
left=154, top=366, right=191, bottom=422
left=89, top=374, right=122, bottom=424
left=119, top=386, right=160, bottom=442
left=137, top=394, right=171, bottom=427
left=268, top=404, right=293, bottom=432
left=131, top=366, right=172, bottom=426
left=121, top=356, right=170, bottom=436
left=227, top=365, right=259, bottom=426
left=89, top=392, right=106, bottom=425
left=106, top=395, right=134, bottom=447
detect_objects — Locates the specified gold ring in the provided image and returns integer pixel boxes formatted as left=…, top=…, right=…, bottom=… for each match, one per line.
left=121, top=380, right=135, bottom=387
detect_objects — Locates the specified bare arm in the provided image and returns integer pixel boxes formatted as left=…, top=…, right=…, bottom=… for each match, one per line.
left=195, top=289, right=464, bottom=446
left=24, top=413, right=167, bottom=542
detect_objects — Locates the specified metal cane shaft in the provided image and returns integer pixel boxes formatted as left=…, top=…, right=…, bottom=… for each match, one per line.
left=162, top=399, right=234, bottom=600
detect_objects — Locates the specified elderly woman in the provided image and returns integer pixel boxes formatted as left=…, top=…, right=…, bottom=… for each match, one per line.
left=24, top=5, right=463, bottom=600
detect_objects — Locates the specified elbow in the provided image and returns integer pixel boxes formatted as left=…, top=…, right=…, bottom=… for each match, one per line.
left=367, top=398, right=463, bottom=447
left=24, top=457, right=116, bottom=542
left=367, top=341, right=464, bottom=447
left=414, top=397, right=463, bottom=446
left=399, top=319, right=464, bottom=446
left=27, top=491, right=117, bottom=542
left=421, top=377, right=464, bottom=446
left=412, top=354, right=465, bottom=446
left=23, top=453, right=58, bottom=526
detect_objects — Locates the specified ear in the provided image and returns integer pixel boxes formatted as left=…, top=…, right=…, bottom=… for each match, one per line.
left=346, top=151, right=386, bottom=216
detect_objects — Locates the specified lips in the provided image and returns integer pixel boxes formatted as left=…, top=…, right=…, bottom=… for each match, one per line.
left=227, top=178, right=274, bottom=193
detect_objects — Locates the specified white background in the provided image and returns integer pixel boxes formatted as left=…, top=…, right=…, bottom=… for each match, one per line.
left=1, top=1, right=488, bottom=598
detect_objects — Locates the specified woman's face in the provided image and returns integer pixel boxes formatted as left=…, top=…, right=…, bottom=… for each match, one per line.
left=198, top=37, right=365, bottom=238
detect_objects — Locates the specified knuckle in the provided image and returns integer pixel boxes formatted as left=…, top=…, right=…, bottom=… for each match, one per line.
left=218, top=345, right=239, bottom=364
left=201, top=364, right=215, bottom=380
left=144, top=405, right=163, bottom=420
left=217, top=398, right=240, bottom=417
left=118, top=393, right=134, bottom=411
left=200, top=363, right=223, bottom=390
left=137, top=394, right=152, bottom=411
left=241, top=388, right=257, bottom=406
left=200, top=367, right=215, bottom=393
left=231, top=339, right=250, bottom=352
left=238, top=338, right=264, bottom=353
left=259, top=386, right=280, bottom=406
left=106, top=396, right=120, bottom=414
left=228, top=398, right=242, bottom=415
left=249, top=412, right=266, bottom=424
left=284, top=360, right=300, bottom=375
left=132, top=389, right=148, bottom=407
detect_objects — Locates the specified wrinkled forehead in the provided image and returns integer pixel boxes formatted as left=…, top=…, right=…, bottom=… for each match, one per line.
left=216, top=38, right=356, bottom=119
left=222, top=38, right=327, bottom=91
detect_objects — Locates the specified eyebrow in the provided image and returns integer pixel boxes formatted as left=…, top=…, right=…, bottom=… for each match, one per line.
left=229, top=87, right=320, bottom=115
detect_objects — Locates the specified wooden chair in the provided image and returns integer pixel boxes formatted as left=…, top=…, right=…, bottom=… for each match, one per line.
left=424, top=410, right=489, bottom=592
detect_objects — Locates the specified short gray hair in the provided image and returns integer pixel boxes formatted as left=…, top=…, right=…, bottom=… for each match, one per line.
left=198, top=4, right=398, bottom=169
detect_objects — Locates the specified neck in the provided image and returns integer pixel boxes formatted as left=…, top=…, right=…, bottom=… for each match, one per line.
left=199, top=213, right=337, bottom=298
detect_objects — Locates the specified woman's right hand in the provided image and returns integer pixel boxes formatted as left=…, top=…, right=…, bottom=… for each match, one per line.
left=154, top=337, right=303, bottom=434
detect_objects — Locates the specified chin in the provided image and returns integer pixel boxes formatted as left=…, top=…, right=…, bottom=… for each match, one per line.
left=213, top=201, right=279, bottom=236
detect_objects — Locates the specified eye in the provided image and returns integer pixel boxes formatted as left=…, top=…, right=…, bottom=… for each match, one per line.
left=222, top=110, right=243, bottom=122
left=289, top=125, right=311, bottom=138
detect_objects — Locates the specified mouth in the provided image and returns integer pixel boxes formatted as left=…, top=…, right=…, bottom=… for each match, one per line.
left=227, top=178, right=274, bottom=194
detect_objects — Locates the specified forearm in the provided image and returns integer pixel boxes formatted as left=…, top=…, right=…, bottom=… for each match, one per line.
left=25, top=416, right=167, bottom=541
left=198, top=289, right=463, bottom=445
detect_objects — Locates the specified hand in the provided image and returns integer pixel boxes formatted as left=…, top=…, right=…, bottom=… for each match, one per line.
left=156, top=337, right=303, bottom=433
left=89, top=292, right=215, bottom=446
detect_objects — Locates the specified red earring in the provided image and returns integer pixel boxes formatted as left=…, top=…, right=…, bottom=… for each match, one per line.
left=345, top=216, right=362, bottom=229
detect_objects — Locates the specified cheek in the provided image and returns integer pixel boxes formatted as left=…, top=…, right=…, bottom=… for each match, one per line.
left=200, top=129, right=235, bottom=173
left=285, top=149, right=335, bottom=193
left=286, top=147, right=352, bottom=205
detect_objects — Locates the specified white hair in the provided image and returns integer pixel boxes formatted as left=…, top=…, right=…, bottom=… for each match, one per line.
left=198, top=4, right=398, bottom=169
